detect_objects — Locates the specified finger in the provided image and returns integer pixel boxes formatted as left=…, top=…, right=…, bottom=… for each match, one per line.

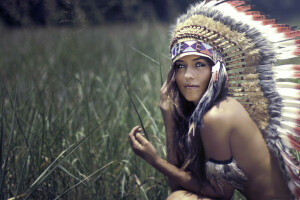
left=128, top=130, right=143, bottom=149
left=160, top=81, right=167, bottom=91
left=135, top=133, right=149, bottom=146
left=129, top=127, right=142, bottom=146
left=128, top=126, right=140, bottom=137
left=133, top=128, right=142, bottom=137
left=128, top=126, right=142, bottom=144
left=130, top=137, right=143, bottom=150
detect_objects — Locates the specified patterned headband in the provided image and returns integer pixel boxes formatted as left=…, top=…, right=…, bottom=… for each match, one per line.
left=171, top=40, right=213, bottom=61
left=170, top=40, right=223, bottom=64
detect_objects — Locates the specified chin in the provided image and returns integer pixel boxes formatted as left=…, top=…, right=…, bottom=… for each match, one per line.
left=184, top=96, right=201, bottom=104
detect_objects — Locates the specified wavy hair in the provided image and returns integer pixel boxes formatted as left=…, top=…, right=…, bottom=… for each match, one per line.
left=166, top=58, right=228, bottom=184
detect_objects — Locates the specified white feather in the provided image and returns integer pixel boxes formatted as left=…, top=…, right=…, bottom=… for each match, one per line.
left=278, top=132, right=297, bottom=150
left=278, top=124, right=299, bottom=138
left=275, top=39, right=299, bottom=47
left=276, top=82, right=300, bottom=89
left=273, top=64, right=299, bottom=71
left=274, top=71, right=299, bottom=79
left=276, top=88, right=299, bottom=100
left=281, top=121, right=300, bottom=137
left=282, top=112, right=299, bottom=124
left=277, top=52, right=299, bottom=60
left=282, top=99, right=300, bottom=108
left=282, top=106, right=300, bottom=114
left=213, top=3, right=286, bottom=42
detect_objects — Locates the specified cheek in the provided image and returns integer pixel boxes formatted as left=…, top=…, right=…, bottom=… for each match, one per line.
left=175, top=72, right=183, bottom=86
left=175, top=73, right=185, bottom=95
left=200, top=70, right=211, bottom=86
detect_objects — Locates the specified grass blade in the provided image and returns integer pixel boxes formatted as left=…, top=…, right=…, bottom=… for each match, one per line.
left=159, top=57, right=164, bottom=86
left=24, top=122, right=104, bottom=199
left=131, top=46, right=160, bottom=66
left=14, top=129, right=35, bottom=199
left=58, top=165, right=87, bottom=185
left=133, top=93, right=159, bottom=135
left=121, top=174, right=126, bottom=198
left=24, top=145, right=74, bottom=198
left=121, top=79, right=149, bottom=141
left=132, top=174, right=149, bottom=200
left=0, top=82, right=4, bottom=200
left=0, top=84, right=18, bottom=194
left=54, top=161, right=117, bottom=200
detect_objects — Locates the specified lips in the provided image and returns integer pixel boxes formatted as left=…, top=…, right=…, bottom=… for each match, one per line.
left=184, top=84, right=199, bottom=89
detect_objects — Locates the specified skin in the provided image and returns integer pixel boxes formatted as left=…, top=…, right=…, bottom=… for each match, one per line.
left=128, top=55, right=291, bottom=200
left=174, top=55, right=211, bottom=104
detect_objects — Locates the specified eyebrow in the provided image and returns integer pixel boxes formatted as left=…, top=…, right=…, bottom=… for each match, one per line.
left=193, top=57, right=206, bottom=61
left=176, top=56, right=205, bottom=63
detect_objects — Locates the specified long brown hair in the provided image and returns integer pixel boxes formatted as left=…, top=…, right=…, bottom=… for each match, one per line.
left=166, top=57, right=227, bottom=184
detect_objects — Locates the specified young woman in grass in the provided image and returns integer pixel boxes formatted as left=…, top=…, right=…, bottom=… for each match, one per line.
left=129, top=0, right=300, bottom=199
left=130, top=57, right=290, bottom=199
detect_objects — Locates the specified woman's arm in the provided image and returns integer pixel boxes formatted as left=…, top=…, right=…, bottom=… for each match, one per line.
left=228, top=99, right=291, bottom=199
left=159, top=81, right=181, bottom=191
left=128, top=126, right=222, bottom=198
left=160, top=110, right=181, bottom=191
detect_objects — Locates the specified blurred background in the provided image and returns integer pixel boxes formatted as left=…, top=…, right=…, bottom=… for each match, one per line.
left=0, top=0, right=300, bottom=27
left=0, top=1, right=299, bottom=200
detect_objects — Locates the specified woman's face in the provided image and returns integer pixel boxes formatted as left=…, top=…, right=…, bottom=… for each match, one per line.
left=174, top=55, right=211, bottom=104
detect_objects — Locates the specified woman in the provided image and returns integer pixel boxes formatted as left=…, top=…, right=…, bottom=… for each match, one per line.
left=129, top=0, right=300, bottom=199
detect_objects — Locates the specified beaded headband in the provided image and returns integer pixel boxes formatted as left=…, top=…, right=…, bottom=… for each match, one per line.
left=171, top=40, right=213, bottom=62
left=170, top=39, right=224, bottom=64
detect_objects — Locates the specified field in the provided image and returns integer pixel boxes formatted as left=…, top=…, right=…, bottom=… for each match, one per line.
left=0, top=23, right=173, bottom=199
left=0, top=19, right=299, bottom=199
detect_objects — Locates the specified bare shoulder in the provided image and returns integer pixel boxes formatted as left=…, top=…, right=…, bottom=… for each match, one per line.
left=224, top=97, right=270, bottom=176
left=202, top=97, right=261, bottom=145
left=200, top=97, right=245, bottom=160
left=202, top=97, right=247, bottom=132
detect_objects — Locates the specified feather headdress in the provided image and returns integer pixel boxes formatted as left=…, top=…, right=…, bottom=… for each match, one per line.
left=170, top=0, right=300, bottom=198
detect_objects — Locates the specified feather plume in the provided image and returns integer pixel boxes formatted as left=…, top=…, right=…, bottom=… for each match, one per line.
left=170, top=0, right=300, bottom=197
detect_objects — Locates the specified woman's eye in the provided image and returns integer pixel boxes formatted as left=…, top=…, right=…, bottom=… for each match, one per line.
left=195, top=62, right=206, bottom=67
left=175, top=64, right=185, bottom=69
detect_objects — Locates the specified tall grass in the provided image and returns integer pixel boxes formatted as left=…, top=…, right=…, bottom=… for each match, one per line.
left=1, top=19, right=299, bottom=199
left=0, top=23, right=170, bottom=199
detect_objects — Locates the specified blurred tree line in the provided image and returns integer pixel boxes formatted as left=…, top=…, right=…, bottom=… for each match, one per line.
left=0, top=0, right=299, bottom=27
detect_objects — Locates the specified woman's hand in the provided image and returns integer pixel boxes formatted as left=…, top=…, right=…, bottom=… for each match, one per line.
left=128, top=127, right=222, bottom=198
left=128, top=126, right=159, bottom=165
left=160, top=81, right=172, bottom=112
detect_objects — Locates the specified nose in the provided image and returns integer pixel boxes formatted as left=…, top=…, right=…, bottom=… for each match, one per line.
left=184, top=66, right=195, bottom=79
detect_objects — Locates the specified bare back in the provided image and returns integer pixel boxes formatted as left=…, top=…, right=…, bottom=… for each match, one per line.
left=201, top=97, right=290, bottom=199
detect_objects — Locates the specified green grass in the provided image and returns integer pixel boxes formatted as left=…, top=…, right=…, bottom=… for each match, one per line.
left=1, top=20, right=299, bottom=199
left=0, top=24, right=171, bottom=199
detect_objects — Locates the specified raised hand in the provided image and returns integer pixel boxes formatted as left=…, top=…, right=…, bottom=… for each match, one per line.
left=128, top=126, right=159, bottom=165
left=160, top=81, right=173, bottom=112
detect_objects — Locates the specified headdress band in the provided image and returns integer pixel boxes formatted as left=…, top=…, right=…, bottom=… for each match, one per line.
left=171, top=40, right=213, bottom=62
left=170, top=40, right=223, bottom=64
